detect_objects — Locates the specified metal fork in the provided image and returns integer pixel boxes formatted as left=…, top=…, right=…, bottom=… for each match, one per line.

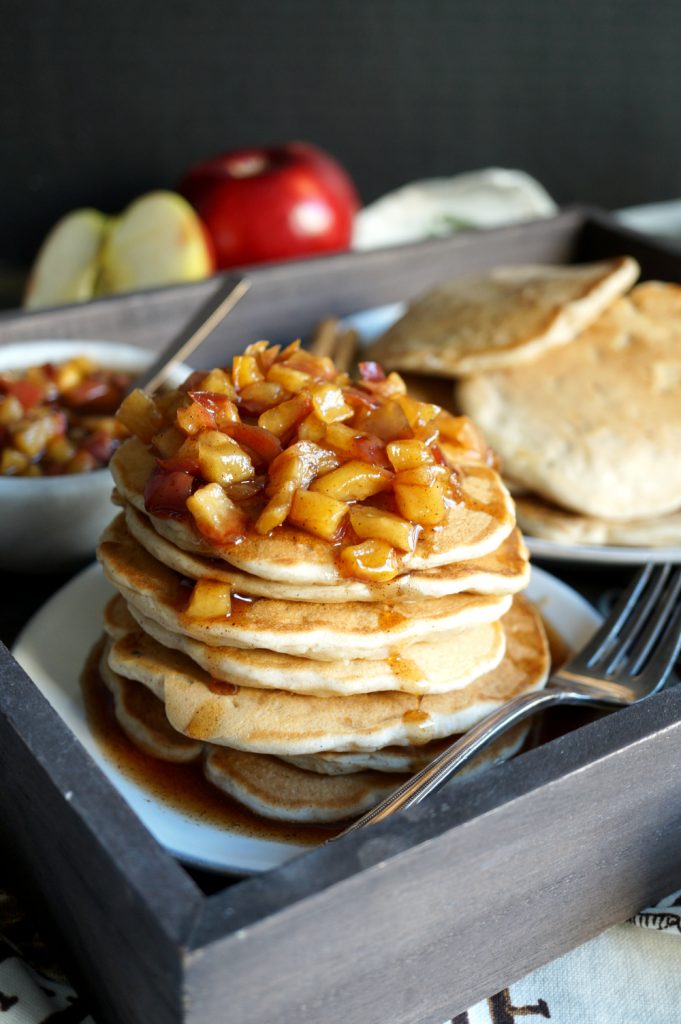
left=334, top=563, right=681, bottom=840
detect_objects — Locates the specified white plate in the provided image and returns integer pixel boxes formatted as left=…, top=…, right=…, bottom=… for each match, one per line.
left=345, top=303, right=681, bottom=567
left=524, top=537, right=681, bottom=566
left=12, top=563, right=600, bottom=875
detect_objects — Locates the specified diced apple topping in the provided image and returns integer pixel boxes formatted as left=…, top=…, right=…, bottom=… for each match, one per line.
left=175, top=396, right=218, bottom=435
left=386, top=439, right=434, bottom=472
left=338, top=539, right=399, bottom=581
left=258, top=392, right=311, bottom=439
left=151, top=425, right=185, bottom=460
left=188, top=391, right=240, bottom=428
left=310, top=383, right=353, bottom=423
left=349, top=505, right=419, bottom=552
left=195, top=431, right=254, bottom=486
left=254, top=441, right=339, bottom=534
left=394, top=465, right=448, bottom=526
left=186, top=579, right=232, bottom=619
left=289, top=488, right=348, bottom=541
left=117, top=388, right=164, bottom=443
left=310, top=460, right=393, bottom=501
left=297, top=413, right=327, bottom=443
left=239, top=380, right=286, bottom=414
left=397, top=394, right=439, bottom=430
left=221, top=423, right=282, bottom=466
left=196, top=368, right=237, bottom=398
left=131, top=339, right=490, bottom=577
left=231, top=353, right=264, bottom=389
left=144, top=466, right=195, bottom=519
left=266, top=363, right=311, bottom=393
left=187, top=482, right=246, bottom=543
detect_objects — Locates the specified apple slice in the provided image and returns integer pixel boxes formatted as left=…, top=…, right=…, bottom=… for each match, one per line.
left=97, top=191, right=215, bottom=295
left=24, top=208, right=110, bottom=309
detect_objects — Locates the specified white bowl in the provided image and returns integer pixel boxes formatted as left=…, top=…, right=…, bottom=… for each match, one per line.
left=0, top=340, right=188, bottom=573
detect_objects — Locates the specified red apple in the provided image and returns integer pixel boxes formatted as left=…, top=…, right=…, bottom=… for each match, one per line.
left=178, top=142, right=360, bottom=269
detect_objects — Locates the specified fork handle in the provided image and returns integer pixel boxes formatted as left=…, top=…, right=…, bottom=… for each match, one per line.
left=334, top=686, right=621, bottom=840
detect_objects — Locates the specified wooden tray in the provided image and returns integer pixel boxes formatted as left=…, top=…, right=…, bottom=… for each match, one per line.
left=2, top=208, right=681, bottom=1024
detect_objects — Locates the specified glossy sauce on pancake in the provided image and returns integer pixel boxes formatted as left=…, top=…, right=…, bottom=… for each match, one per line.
left=105, top=595, right=549, bottom=755
left=124, top=504, right=530, bottom=601
left=110, top=437, right=517, bottom=583
left=80, top=637, right=333, bottom=843
left=108, top=597, right=507, bottom=697
left=98, top=516, right=512, bottom=660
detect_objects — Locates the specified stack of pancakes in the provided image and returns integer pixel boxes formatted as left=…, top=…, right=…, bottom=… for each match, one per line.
left=93, top=345, right=550, bottom=826
left=368, top=257, right=681, bottom=547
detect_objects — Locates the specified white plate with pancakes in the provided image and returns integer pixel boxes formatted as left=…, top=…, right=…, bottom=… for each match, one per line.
left=345, top=294, right=681, bottom=566
left=13, top=562, right=599, bottom=875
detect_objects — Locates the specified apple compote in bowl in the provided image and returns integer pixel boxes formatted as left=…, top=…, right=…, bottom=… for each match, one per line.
left=0, top=340, right=188, bottom=572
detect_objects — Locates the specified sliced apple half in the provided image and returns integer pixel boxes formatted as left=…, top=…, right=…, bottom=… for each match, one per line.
left=97, top=190, right=215, bottom=295
left=24, top=208, right=110, bottom=309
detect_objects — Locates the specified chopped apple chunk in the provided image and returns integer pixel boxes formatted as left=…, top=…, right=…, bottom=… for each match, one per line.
left=154, top=389, right=184, bottom=423
left=338, top=539, right=399, bottom=581
left=349, top=505, right=418, bottom=552
left=258, top=393, right=312, bottom=439
left=254, top=489, right=295, bottom=534
left=187, top=482, right=246, bottom=543
left=232, top=354, right=264, bottom=389
left=196, top=431, right=253, bottom=486
left=117, top=388, right=163, bottom=443
left=222, top=423, right=282, bottom=465
left=186, top=579, right=232, bottom=619
left=310, top=383, right=353, bottom=423
left=356, top=400, right=412, bottom=442
left=151, top=425, right=185, bottom=460
left=324, top=422, right=390, bottom=466
left=386, top=439, right=434, bottom=471
left=296, top=413, right=327, bottom=443
left=188, top=390, right=240, bottom=428
left=288, top=488, right=348, bottom=540
left=310, top=460, right=393, bottom=501
left=197, top=368, right=236, bottom=399
left=175, top=397, right=216, bottom=435
left=284, top=349, right=336, bottom=380
left=266, top=363, right=311, bottom=393
left=394, top=465, right=448, bottom=525
left=269, top=441, right=339, bottom=492
left=397, top=395, right=439, bottom=430
left=239, top=380, right=286, bottom=414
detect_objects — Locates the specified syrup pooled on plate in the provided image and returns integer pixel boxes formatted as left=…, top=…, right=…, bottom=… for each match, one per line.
left=80, top=638, right=334, bottom=848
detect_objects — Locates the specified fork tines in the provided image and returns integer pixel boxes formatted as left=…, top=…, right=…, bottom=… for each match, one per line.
left=573, top=564, right=681, bottom=684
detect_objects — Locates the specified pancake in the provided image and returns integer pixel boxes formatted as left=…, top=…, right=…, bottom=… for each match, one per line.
left=97, top=647, right=533, bottom=821
left=124, top=503, right=530, bottom=601
left=457, top=282, right=681, bottom=520
left=99, top=645, right=202, bottom=763
left=106, top=596, right=506, bottom=696
left=110, top=437, right=517, bottom=583
left=100, top=644, right=407, bottom=822
left=204, top=748, right=404, bottom=824
left=105, top=594, right=549, bottom=755
left=98, top=516, right=512, bottom=661
left=365, top=257, right=639, bottom=376
left=515, top=493, right=681, bottom=547
left=280, top=722, right=529, bottom=775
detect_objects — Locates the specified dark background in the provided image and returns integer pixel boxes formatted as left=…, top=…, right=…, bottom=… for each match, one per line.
left=3, top=0, right=681, bottom=273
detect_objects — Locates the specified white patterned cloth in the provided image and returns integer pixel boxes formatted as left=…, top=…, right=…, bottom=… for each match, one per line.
left=457, top=893, right=681, bottom=1023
